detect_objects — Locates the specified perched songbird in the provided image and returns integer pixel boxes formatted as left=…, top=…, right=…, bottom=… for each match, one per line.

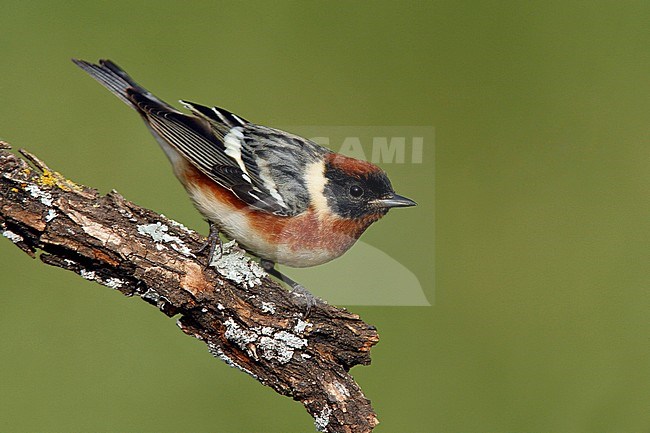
left=73, top=59, right=416, bottom=292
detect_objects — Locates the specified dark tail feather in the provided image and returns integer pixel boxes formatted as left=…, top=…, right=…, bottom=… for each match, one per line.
left=71, top=59, right=174, bottom=111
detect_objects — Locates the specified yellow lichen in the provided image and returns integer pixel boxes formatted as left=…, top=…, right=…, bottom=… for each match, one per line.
left=37, top=169, right=83, bottom=192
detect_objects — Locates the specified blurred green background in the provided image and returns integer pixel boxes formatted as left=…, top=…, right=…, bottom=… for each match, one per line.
left=1, top=1, right=649, bottom=432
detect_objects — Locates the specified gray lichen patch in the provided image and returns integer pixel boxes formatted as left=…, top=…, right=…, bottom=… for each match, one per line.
left=80, top=269, right=96, bottom=280
left=211, top=241, right=265, bottom=288
left=258, top=331, right=308, bottom=364
left=137, top=222, right=194, bottom=257
left=294, top=318, right=311, bottom=334
left=2, top=230, right=23, bottom=244
left=80, top=271, right=126, bottom=291
left=25, top=184, right=53, bottom=206
left=223, top=318, right=308, bottom=365
left=160, top=214, right=193, bottom=234
left=104, top=277, right=125, bottom=289
left=223, top=318, right=258, bottom=348
left=314, top=406, right=332, bottom=432
left=260, top=301, right=276, bottom=314
left=45, top=209, right=58, bottom=222
left=141, top=288, right=162, bottom=303
left=274, top=331, right=307, bottom=350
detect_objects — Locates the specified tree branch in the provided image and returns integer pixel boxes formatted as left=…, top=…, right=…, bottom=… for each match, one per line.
left=0, top=142, right=379, bottom=433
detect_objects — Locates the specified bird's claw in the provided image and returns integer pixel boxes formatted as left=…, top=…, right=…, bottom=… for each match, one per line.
left=290, top=284, right=323, bottom=317
left=197, top=223, right=222, bottom=267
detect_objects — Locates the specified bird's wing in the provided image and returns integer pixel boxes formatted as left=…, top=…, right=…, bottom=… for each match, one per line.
left=179, top=101, right=328, bottom=216
left=72, top=59, right=316, bottom=216
left=130, top=94, right=312, bottom=215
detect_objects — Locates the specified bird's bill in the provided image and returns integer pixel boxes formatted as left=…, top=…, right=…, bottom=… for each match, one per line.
left=371, top=193, right=417, bottom=208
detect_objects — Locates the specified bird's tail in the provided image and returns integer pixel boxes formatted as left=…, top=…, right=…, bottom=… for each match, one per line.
left=71, top=59, right=174, bottom=111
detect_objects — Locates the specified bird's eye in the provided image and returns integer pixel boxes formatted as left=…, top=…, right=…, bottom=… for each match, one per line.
left=349, top=185, right=364, bottom=198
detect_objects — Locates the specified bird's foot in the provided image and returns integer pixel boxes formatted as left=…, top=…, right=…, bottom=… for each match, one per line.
left=260, top=259, right=324, bottom=316
left=289, top=284, right=323, bottom=317
left=197, top=223, right=222, bottom=267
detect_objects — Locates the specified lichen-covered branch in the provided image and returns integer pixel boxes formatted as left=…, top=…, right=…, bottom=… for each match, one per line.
left=0, top=142, right=379, bottom=433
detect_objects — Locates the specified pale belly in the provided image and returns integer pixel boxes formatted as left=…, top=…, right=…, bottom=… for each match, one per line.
left=186, top=182, right=352, bottom=267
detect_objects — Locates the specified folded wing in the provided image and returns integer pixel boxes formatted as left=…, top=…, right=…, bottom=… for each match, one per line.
left=73, top=59, right=325, bottom=216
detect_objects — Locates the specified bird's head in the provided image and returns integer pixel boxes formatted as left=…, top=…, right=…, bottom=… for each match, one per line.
left=309, top=153, right=416, bottom=221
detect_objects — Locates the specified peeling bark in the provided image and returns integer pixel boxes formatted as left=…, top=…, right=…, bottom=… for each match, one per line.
left=0, top=142, right=379, bottom=433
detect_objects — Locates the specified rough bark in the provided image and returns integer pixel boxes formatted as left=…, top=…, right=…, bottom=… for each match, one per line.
left=0, top=142, right=379, bottom=433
